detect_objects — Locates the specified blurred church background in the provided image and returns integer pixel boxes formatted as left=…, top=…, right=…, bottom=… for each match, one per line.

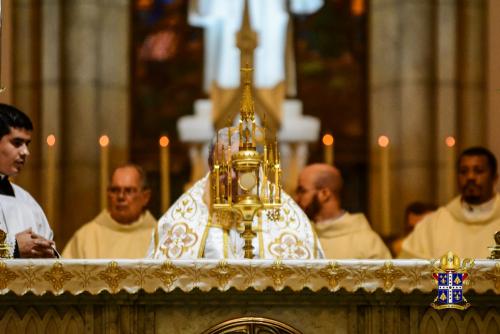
left=0, top=0, right=499, bottom=251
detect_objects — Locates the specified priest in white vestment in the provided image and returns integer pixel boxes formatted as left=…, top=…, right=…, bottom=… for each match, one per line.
left=63, top=164, right=157, bottom=258
left=400, top=147, right=500, bottom=259
left=295, top=164, right=391, bottom=259
left=148, top=129, right=323, bottom=260
left=0, top=104, right=55, bottom=258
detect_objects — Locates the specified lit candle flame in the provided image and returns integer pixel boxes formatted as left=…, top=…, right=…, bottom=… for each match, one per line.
left=322, top=134, right=334, bottom=146
left=46, top=134, right=56, bottom=146
left=378, top=135, right=390, bottom=148
left=445, top=136, right=455, bottom=148
left=159, top=135, right=169, bottom=147
left=99, top=135, right=109, bottom=147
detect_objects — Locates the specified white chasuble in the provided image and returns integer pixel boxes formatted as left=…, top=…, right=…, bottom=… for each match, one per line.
left=62, top=210, right=157, bottom=259
left=400, top=194, right=500, bottom=259
left=148, top=174, right=324, bottom=260
left=315, top=213, right=392, bottom=259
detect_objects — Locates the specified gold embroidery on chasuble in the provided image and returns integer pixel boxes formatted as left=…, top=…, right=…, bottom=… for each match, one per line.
left=160, top=222, right=198, bottom=259
left=171, top=194, right=198, bottom=220
left=276, top=198, right=301, bottom=230
left=158, top=191, right=201, bottom=259
left=268, top=232, right=311, bottom=259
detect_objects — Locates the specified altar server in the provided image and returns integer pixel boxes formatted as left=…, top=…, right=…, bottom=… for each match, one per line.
left=295, top=163, right=391, bottom=259
left=400, top=147, right=500, bottom=259
left=0, top=103, right=56, bottom=258
left=63, top=164, right=157, bottom=258
left=148, top=128, right=323, bottom=260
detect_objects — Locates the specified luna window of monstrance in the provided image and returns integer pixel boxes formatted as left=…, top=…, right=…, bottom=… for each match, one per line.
left=210, top=66, right=282, bottom=259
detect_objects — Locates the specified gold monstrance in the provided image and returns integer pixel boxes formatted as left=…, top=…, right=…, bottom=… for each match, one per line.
left=210, top=66, right=282, bottom=259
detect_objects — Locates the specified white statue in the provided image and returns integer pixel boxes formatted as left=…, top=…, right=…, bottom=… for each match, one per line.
left=188, top=0, right=323, bottom=93
left=180, top=0, right=323, bottom=191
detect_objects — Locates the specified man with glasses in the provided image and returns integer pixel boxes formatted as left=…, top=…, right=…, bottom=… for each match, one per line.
left=62, top=164, right=156, bottom=258
left=295, top=163, right=391, bottom=259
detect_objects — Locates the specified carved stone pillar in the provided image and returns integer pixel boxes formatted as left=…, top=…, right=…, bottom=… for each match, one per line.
left=487, top=0, right=500, bottom=194
left=59, top=0, right=131, bottom=244
left=369, top=0, right=434, bottom=237
left=457, top=0, right=486, bottom=149
left=41, top=0, right=63, bottom=245
left=435, top=0, right=458, bottom=204
left=12, top=0, right=42, bottom=199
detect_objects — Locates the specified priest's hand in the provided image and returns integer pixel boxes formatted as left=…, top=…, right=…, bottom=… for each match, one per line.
left=15, top=229, right=57, bottom=258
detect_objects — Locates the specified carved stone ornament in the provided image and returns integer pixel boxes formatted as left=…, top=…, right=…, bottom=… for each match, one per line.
left=201, top=317, right=303, bottom=334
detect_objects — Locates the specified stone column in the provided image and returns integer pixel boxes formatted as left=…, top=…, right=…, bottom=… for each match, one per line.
left=41, top=0, right=63, bottom=245
left=12, top=0, right=42, bottom=199
left=97, top=0, right=130, bottom=168
left=60, top=0, right=101, bottom=243
left=0, top=0, right=14, bottom=105
left=369, top=0, right=434, bottom=237
left=487, top=0, right=500, bottom=193
left=58, top=0, right=131, bottom=245
left=457, top=0, right=486, bottom=149
left=435, top=0, right=458, bottom=204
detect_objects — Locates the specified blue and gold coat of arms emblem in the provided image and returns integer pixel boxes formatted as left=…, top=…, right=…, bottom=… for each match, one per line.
left=431, top=251, right=474, bottom=310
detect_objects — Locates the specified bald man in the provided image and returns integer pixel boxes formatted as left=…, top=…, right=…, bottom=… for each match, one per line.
left=295, top=163, right=391, bottom=259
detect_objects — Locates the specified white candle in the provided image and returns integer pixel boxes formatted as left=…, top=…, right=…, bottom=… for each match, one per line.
left=45, top=134, right=56, bottom=224
left=378, top=135, right=391, bottom=236
left=99, top=135, right=109, bottom=210
left=322, top=134, right=334, bottom=165
left=159, top=135, right=170, bottom=212
left=445, top=136, right=456, bottom=201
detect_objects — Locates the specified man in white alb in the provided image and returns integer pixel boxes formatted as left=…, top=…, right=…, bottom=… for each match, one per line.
left=0, top=103, right=56, bottom=258
left=295, top=163, right=391, bottom=259
left=400, top=147, right=500, bottom=259
left=63, top=164, right=157, bottom=258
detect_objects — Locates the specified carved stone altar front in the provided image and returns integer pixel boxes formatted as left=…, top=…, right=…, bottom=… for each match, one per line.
left=0, top=259, right=498, bottom=333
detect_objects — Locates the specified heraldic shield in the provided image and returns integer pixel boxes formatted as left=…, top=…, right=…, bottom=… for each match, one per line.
left=431, top=251, right=474, bottom=310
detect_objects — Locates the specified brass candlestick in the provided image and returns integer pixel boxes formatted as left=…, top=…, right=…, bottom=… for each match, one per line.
left=0, top=230, right=12, bottom=258
left=211, top=66, right=281, bottom=259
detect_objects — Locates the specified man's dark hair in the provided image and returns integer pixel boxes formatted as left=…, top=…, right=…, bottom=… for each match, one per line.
left=0, top=103, right=33, bottom=138
left=457, top=146, right=498, bottom=176
left=405, top=201, right=437, bottom=218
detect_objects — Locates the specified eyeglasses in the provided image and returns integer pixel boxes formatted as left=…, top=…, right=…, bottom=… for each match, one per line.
left=107, top=186, right=142, bottom=197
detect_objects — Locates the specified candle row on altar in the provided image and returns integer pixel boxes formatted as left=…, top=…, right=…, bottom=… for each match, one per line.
left=44, top=135, right=171, bottom=215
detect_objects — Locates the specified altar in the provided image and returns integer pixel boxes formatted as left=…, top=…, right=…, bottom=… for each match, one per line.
left=0, top=259, right=498, bottom=333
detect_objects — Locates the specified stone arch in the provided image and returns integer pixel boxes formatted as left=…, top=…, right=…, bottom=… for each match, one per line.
left=420, top=309, right=441, bottom=334
left=61, top=307, right=85, bottom=333
left=20, top=308, right=43, bottom=333
left=0, top=308, right=22, bottom=333
left=41, top=308, right=63, bottom=334
left=483, top=309, right=500, bottom=334
left=201, top=317, right=303, bottom=334
left=462, top=309, right=481, bottom=334
left=441, top=311, right=463, bottom=334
